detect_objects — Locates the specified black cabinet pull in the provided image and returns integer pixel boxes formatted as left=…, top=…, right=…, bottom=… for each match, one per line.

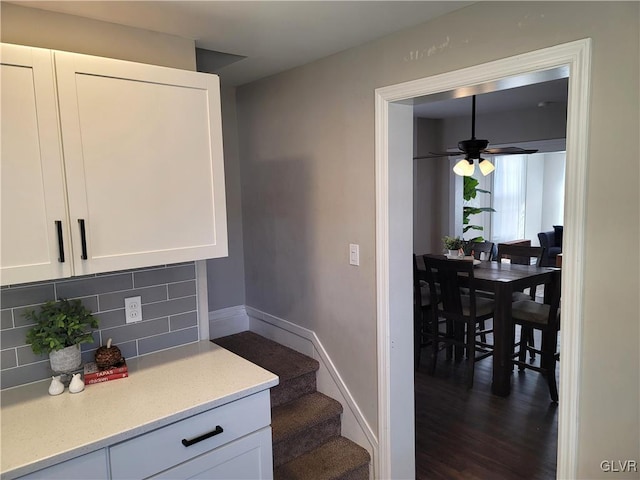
left=78, top=219, right=88, bottom=260
left=55, top=221, right=65, bottom=263
left=181, top=425, right=223, bottom=447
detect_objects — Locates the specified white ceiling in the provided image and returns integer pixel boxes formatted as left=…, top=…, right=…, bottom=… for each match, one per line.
left=13, top=0, right=568, bottom=117
left=13, top=0, right=473, bottom=86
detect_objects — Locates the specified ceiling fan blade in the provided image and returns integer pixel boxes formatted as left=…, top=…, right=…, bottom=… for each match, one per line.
left=484, top=146, right=539, bottom=155
left=414, top=151, right=464, bottom=159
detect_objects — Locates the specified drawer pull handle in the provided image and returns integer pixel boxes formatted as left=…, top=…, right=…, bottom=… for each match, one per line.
left=78, top=219, right=88, bottom=260
left=55, top=221, right=65, bottom=263
left=181, top=425, right=224, bottom=447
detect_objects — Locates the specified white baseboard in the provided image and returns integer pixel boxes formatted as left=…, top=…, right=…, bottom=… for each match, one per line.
left=208, top=305, right=250, bottom=339
left=245, top=306, right=378, bottom=478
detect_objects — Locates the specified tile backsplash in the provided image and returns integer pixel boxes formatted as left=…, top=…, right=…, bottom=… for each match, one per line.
left=1, top=262, right=199, bottom=389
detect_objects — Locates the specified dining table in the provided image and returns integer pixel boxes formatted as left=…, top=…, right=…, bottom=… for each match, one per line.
left=470, top=260, right=560, bottom=396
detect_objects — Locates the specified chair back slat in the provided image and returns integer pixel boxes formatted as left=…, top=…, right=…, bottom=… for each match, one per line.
left=468, top=241, right=495, bottom=261
left=422, top=254, right=476, bottom=320
left=497, top=244, right=545, bottom=266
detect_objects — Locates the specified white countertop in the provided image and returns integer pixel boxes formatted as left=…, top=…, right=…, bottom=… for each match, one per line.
left=1, top=341, right=279, bottom=479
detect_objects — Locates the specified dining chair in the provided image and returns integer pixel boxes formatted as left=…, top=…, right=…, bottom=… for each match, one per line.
left=466, top=241, right=496, bottom=342
left=413, top=254, right=432, bottom=370
left=422, top=254, right=494, bottom=389
left=496, top=244, right=546, bottom=361
left=496, top=244, right=544, bottom=267
left=510, top=269, right=562, bottom=402
left=468, top=241, right=495, bottom=261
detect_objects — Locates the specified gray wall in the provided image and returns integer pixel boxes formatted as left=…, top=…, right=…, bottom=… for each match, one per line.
left=413, top=117, right=449, bottom=255
left=206, top=86, right=246, bottom=310
left=236, top=2, right=639, bottom=478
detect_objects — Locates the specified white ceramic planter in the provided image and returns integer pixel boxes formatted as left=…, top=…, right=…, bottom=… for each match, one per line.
left=49, top=344, right=81, bottom=373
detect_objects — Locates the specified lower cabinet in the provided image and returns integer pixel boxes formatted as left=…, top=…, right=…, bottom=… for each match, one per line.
left=150, top=427, right=273, bottom=480
left=17, top=450, right=108, bottom=479
left=17, top=391, right=273, bottom=480
left=109, top=390, right=272, bottom=480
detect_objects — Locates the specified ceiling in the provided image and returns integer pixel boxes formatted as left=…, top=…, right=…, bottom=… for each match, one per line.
left=11, top=1, right=568, bottom=116
left=12, top=0, right=473, bottom=86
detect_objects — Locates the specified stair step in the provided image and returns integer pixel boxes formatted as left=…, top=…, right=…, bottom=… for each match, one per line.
left=272, top=392, right=343, bottom=467
left=274, top=436, right=371, bottom=480
left=214, top=331, right=370, bottom=479
left=213, top=331, right=320, bottom=407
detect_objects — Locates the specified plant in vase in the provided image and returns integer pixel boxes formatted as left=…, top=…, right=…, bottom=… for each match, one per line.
left=24, top=298, right=99, bottom=373
left=442, top=235, right=465, bottom=257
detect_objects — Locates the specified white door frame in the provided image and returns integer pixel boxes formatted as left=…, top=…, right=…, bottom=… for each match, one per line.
left=375, top=39, right=591, bottom=479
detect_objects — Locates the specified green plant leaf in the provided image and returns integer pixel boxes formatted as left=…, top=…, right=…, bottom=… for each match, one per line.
left=24, top=298, right=99, bottom=355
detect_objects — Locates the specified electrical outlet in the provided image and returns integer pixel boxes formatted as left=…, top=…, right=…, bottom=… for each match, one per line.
left=125, top=296, right=142, bottom=324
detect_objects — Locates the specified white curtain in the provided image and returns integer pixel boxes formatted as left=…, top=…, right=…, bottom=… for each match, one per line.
left=491, top=155, right=527, bottom=244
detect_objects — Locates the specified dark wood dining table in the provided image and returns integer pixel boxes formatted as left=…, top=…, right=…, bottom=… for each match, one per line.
left=471, top=260, right=560, bottom=396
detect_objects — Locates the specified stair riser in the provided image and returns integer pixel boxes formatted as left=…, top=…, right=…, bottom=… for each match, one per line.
left=271, top=370, right=317, bottom=407
left=338, top=464, right=370, bottom=480
left=273, top=416, right=341, bottom=467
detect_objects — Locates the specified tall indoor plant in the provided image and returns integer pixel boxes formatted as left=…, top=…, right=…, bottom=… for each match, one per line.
left=463, top=176, right=495, bottom=243
left=25, top=298, right=99, bottom=373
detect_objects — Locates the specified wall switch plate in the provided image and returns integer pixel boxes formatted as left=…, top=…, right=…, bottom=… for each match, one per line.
left=349, top=243, right=360, bottom=266
left=125, top=296, right=142, bottom=324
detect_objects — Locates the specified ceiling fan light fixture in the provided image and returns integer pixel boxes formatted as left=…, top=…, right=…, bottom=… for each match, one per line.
left=453, top=158, right=475, bottom=176
left=479, top=158, right=495, bottom=176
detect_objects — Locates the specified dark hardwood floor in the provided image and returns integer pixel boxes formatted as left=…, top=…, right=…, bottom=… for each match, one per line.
left=414, top=330, right=558, bottom=480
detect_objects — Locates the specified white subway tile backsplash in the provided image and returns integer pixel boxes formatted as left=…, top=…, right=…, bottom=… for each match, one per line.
left=1, top=262, right=198, bottom=390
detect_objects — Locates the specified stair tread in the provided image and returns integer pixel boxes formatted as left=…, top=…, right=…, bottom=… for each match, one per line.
left=274, top=436, right=371, bottom=480
left=213, top=331, right=319, bottom=382
left=272, top=392, right=343, bottom=443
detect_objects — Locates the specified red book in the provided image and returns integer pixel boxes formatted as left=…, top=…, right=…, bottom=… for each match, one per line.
left=85, top=372, right=129, bottom=385
left=84, top=359, right=128, bottom=380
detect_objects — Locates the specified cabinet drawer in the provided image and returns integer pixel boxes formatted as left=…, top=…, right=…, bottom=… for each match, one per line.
left=109, top=390, right=270, bottom=479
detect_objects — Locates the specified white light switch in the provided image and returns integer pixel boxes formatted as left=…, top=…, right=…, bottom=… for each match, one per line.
left=349, top=243, right=360, bottom=266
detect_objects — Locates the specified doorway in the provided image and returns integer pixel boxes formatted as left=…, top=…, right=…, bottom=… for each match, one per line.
left=374, top=39, right=591, bottom=479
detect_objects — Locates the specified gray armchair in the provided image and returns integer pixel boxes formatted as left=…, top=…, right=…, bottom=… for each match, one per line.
left=537, top=226, right=563, bottom=266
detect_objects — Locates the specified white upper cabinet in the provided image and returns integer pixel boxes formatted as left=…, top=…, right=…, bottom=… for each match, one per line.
left=1, top=44, right=73, bottom=284
left=1, top=44, right=227, bottom=285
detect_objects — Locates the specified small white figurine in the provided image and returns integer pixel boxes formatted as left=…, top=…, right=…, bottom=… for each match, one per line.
left=68, top=373, right=85, bottom=394
left=48, top=375, right=64, bottom=396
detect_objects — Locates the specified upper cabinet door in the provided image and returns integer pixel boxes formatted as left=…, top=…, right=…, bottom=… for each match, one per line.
left=54, top=51, right=228, bottom=276
left=1, top=44, right=72, bottom=285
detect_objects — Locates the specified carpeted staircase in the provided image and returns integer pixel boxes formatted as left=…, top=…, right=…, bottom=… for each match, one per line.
left=213, top=331, right=370, bottom=480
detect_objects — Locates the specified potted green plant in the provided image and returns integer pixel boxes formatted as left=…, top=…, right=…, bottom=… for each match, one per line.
left=24, top=298, right=99, bottom=373
left=443, top=235, right=465, bottom=256
left=463, top=176, right=496, bottom=245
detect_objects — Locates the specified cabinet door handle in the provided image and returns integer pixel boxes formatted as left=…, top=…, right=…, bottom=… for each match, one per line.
left=181, top=425, right=224, bottom=447
left=55, top=221, right=65, bottom=263
left=78, top=219, right=88, bottom=260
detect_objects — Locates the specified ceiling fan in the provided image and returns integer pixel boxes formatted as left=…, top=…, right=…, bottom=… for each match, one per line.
left=414, top=95, right=538, bottom=176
